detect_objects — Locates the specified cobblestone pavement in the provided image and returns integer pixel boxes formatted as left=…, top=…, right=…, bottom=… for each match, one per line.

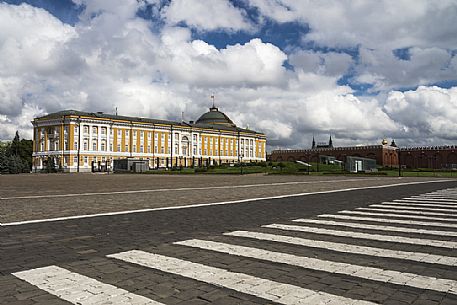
left=1, top=176, right=457, bottom=304
left=0, top=174, right=452, bottom=223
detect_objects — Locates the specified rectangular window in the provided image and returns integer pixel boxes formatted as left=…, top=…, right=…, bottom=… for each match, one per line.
left=83, top=139, right=88, bottom=151
left=64, top=141, right=69, bottom=150
left=147, top=145, right=151, bottom=153
left=92, top=126, right=98, bottom=134
left=154, top=146, right=158, bottom=153
left=109, top=142, right=113, bottom=151
left=74, top=141, right=78, bottom=150
left=193, top=134, right=197, bottom=142
left=117, top=129, right=121, bottom=137
left=74, top=126, right=79, bottom=134
left=160, top=147, right=164, bottom=154
left=117, top=144, right=121, bottom=152
left=84, top=125, right=89, bottom=134
left=92, top=141, right=97, bottom=151
left=84, top=156, right=88, bottom=164
left=101, top=127, right=107, bottom=135
left=73, top=156, right=78, bottom=164
left=140, top=145, right=144, bottom=153
left=125, top=144, right=129, bottom=151
left=133, top=145, right=137, bottom=152
left=126, top=130, right=129, bottom=137
left=140, top=131, right=144, bottom=138
left=101, top=141, right=106, bottom=151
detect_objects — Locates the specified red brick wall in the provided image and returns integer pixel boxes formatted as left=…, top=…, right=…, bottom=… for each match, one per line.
left=270, top=145, right=457, bottom=169
left=401, top=146, right=457, bottom=169
left=270, top=145, right=398, bottom=167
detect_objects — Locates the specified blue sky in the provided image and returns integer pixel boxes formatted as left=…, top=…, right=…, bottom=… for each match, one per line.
left=1, top=0, right=456, bottom=148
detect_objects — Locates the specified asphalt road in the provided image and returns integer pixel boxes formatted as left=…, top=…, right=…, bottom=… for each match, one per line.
left=1, top=176, right=457, bottom=304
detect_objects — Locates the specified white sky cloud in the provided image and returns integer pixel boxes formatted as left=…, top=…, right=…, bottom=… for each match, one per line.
left=163, top=0, right=252, bottom=32
left=0, top=1, right=456, bottom=150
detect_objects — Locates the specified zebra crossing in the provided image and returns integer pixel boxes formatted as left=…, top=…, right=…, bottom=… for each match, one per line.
left=12, top=187, right=457, bottom=304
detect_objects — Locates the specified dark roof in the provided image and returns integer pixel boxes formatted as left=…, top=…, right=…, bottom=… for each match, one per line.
left=35, top=109, right=264, bottom=135
left=35, top=110, right=179, bottom=126
left=195, top=106, right=236, bottom=127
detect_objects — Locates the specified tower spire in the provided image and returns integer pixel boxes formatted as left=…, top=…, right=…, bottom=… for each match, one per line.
left=329, top=134, right=333, bottom=148
left=312, top=135, right=316, bottom=149
left=210, top=94, right=216, bottom=109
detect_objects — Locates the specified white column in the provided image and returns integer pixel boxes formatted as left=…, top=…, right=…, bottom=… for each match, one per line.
left=97, top=124, right=101, bottom=152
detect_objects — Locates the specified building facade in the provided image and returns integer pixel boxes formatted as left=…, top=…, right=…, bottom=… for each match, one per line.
left=32, top=107, right=266, bottom=172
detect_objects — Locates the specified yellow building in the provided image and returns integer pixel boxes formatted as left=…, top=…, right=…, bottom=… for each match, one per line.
left=32, top=106, right=267, bottom=172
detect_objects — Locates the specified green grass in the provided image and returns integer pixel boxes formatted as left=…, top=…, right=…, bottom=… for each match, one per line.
left=136, top=161, right=457, bottom=177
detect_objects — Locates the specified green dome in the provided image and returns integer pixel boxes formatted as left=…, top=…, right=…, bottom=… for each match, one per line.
left=195, top=107, right=236, bottom=127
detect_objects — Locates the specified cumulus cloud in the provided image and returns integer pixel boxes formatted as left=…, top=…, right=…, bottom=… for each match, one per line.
left=384, top=86, right=457, bottom=142
left=247, top=0, right=457, bottom=50
left=248, top=0, right=457, bottom=92
left=0, top=1, right=455, bottom=151
left=355, top=47, right=456, bottom=91
left=289, top=50, right=353, bottom=76
left=163, top=0, right=252, bottom=32
left=157, top=28, right=288, bottom=86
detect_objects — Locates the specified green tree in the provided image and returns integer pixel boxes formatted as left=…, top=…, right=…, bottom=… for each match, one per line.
left=10, top=131, right=20, bottom=156
left=0, top=143, right=10, bottom=173
left=45, top=157, right=57, bottom=173
left=8, top=154, right=23, bottom=174
left=19, top=139, right=33, bottom=171
left=6, top=131, right=33, bottom=173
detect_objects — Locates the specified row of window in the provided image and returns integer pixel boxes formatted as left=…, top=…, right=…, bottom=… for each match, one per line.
left=39, top=140, right=264, bottom=157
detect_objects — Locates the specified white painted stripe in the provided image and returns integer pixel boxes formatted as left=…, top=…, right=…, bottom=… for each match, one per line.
left=176, top=239, right=457, bottom=294
left=339, top=210, right=457, bottom=222
left=372, top=204, right=457, bottom=213
left=412, top=196, right=457, bottom=200
left=395, top=199, right=457, bottom=204
left=13, top=265, right=163, bottom=305
left=292, top=218, right=457, bottom=237
left=393, top=199, right=457, bottom=205
left=1, top=179, right=452, bottom=227
left=404, top=197, right=457, bottom=202
left=224, top=230, right=457, bottom=266
left=381, top=202, right=457, bottom=208
left=318, top=214, right=457, bottom=229
left=264, top=224, right=457, bottom=249
left=108, top=250, right=376, bottom=305
left=0, top=178, right=382, bottom=200
left=356, top=207, right=457, bottom=217
left=409, top=194, right=457, bottom=197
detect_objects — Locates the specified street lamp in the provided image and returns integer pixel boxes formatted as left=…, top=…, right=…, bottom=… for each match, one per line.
left=240, top=152, right=244, bottom=175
